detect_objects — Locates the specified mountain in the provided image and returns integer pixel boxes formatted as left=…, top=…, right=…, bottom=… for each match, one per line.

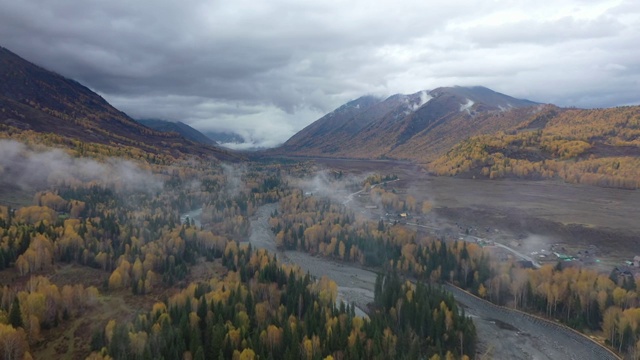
left=282, top=83, right=640, bottom=189
left=284, top=95, right=404, bottom=151
left=280, top=86, right=539, bottom=161
left=137, top=119, right=215, bottom=145
left=429, top=104, right=640, bottom=188
left=0, top=46, right=238, bottom=161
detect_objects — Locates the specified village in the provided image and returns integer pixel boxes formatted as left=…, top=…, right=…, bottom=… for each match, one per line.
left=364, top=193, right=640, bottom=281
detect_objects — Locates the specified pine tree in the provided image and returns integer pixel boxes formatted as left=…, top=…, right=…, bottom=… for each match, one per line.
left=194, top=347, right=205, bottom=360
left=374, top=273, right=383, bottom=306
left=9, top=297, right=23, bottom=328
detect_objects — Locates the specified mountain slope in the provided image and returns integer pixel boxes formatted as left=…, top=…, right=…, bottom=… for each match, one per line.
left=280, top=86, right=539, bottom=161
left=283, top=95, right=382, bottom=152
left=429, top=104, right=640, bottom=188
left=137, top=119, right=215, bottom=145
left=0, top=46, right=238, bottom=161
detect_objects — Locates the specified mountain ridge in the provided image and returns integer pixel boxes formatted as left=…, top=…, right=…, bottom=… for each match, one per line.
left=277, top=85, right=640, bottom=189
left=136, top=118, right=216, bottom=146
left=280, top=86, right=540, bottom=161
left=0, top=46, right=239, bottom=161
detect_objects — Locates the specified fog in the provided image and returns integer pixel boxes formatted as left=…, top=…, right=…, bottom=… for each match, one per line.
left=289, top=170, right=369, bottom=211
left=221, top=163, right=246, bottom=198
left=0, top=140, right=163, bottom=193
left=519, top=233, right=557, bottom=252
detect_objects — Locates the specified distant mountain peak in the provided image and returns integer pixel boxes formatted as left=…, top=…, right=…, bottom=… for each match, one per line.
left=203, top=130, right=245, bottom=146
left=279, top=85, right=540, bottom=160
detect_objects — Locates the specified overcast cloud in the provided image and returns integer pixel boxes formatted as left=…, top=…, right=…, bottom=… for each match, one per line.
left=1, top=0, right=638, bottom=148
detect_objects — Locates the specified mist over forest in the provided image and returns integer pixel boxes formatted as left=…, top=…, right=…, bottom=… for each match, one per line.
left=1, top=1, right=640, bottom=358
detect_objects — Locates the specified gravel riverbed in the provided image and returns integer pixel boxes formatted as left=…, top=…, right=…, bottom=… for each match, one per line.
left=246, top=203, right=619, bottom=360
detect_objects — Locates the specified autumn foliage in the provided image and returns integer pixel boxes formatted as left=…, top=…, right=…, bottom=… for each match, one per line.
left=429, top=105, right=640, bottom=189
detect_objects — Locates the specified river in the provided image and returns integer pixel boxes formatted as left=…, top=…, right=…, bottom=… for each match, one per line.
left=245, top=203, right=372, bottom=318
left=243, top=203, right=620, bottom=360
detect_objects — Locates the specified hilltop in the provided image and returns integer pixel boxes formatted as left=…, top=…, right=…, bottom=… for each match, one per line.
left=429, top=104, right=640, bottom=188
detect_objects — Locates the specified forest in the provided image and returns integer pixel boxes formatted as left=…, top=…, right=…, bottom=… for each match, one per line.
left=1, top=124, right=639, bottom=359
left=0, top=134, right=475, bottom=359
left=269, top=178, right=640, bottom=356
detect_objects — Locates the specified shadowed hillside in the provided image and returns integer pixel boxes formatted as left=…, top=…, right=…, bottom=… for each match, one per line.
left=136, top=119, right=216, bottom=146
left=0, top=46, right=239, bottom=161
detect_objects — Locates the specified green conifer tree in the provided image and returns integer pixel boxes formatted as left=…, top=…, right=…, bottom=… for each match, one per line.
left=9, top=297, right=23, bottom=328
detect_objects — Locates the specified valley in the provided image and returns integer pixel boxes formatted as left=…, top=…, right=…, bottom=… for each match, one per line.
left=1, top=40, right=640, bottom=360
left=310, top=157, right=640, bottom=269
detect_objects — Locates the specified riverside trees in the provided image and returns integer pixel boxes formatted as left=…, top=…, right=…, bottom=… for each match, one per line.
left=88, top=247, right=477, bottom=360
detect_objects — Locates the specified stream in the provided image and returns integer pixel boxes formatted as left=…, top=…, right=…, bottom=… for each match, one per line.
left=246, top=203, right=372, bottom=318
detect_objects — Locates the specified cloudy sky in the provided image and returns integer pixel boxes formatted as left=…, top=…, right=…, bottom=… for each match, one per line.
left=1, top=0, right=638, bottom=148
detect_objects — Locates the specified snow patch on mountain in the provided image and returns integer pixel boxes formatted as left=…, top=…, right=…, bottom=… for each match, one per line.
left=498, top=103, right=515, bottom=112
left=459, top=99, right=474, bottom=113
left=402, top=91, right=433, bottom=115
left=411, top=90, right=433, bottom=111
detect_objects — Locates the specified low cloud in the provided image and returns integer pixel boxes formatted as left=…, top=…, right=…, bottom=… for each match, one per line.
left=290, top=170, right=368, bottom=212
left=221, top=163, right=246, bottom=198
left=0, top=140, right=163, bottom=193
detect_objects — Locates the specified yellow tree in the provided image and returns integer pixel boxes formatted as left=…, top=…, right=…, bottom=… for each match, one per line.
left=0, top=323, right=30, bottom=360
left=108, top=271, right=123, bottom=290
left=238, top=348, right=255, bottom=360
